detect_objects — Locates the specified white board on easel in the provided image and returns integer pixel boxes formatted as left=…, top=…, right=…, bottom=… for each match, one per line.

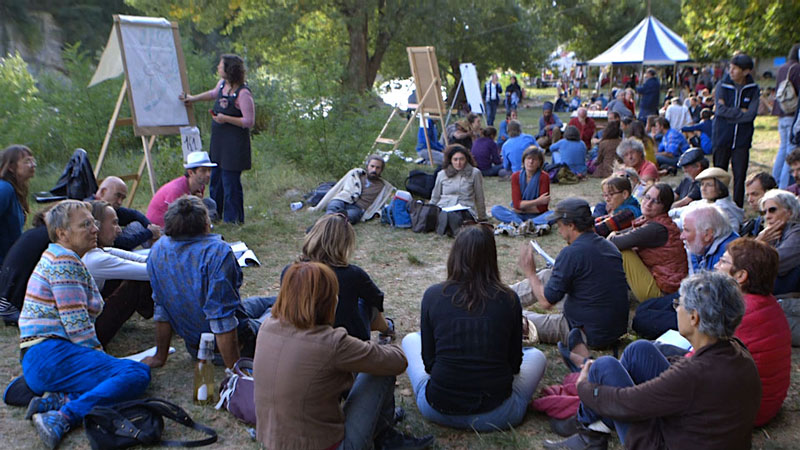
left=459, top=63, right=484, bottom=115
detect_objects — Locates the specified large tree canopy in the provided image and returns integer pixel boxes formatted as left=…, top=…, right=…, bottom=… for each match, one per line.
left=683, top=0, right=800, bottom=60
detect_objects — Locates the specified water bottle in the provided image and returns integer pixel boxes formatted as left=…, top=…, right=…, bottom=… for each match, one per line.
left=290, top=201, right=304, bottom=211
left=193, top=333, right=217, bottom=404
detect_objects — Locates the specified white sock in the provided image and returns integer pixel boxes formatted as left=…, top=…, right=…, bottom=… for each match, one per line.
left=587, top=420, right=612, bottom=434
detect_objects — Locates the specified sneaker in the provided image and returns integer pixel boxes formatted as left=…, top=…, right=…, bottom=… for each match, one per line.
left=25, top=393, right=67, bottom=420
left=3, top=375, right=36, bottom=407
left=378, top=318, right=396, bottom=345
left=377, top=427, right=435, bottom=450
left=32, top=410, right=70, bottom=449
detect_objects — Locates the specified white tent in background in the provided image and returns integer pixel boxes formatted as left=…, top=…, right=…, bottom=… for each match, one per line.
left=587, top=16, right=689, bottom=66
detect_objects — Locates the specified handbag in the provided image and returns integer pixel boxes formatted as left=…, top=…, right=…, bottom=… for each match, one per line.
left=216, top=358, right=256, bottom=425
left=84, top=398, right=217, bottom=449
left=409, top=201, right=441, bottom=233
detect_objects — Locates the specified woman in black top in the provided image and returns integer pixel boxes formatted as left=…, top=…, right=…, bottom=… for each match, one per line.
left=401, top=224, right=546, bottom=431
left=299, top=213, right=394, bottom=342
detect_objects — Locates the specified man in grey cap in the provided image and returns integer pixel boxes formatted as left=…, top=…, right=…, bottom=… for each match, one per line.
left=514, top=197, right=629, bottom=348
left=671, top=148, right=709, bottom=209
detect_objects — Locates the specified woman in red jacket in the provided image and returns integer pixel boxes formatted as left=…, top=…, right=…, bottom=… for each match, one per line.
left=715, top=238, right=791, bottom=426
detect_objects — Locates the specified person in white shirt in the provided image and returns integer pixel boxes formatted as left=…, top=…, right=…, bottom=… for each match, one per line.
left=83, top=200, right=153, bottom=346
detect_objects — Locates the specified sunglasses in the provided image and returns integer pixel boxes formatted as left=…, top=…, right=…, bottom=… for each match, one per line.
left=760, top=206, right=779, bottom=215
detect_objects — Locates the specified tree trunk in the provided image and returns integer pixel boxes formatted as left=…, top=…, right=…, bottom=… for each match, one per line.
left=342, top=9, right=369, bottom=93
left=340, top=0, right=403, bottom=93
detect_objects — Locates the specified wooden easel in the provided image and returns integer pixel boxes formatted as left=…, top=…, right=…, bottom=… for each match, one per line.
left=94, top=80, right=159, bottom=207
left=371, top=46, right=448, bottom=167
left=92, top=15, right=194, bottom=207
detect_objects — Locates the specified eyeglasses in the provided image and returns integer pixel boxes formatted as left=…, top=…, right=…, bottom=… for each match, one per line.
left=642, top=193, right=662, bottom=204
left=76, top=219, right=100, bottom=230
left=672, top=298, right=682, bottom=310
left=22, top=157, right=37, bottom=167
left=760, top=206, right=779, bottom=215
left=602, top=191, right=622, bottom=199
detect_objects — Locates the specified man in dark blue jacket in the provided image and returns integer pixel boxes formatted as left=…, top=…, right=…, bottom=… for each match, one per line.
left=636, top=68, right=660, bottom=121
left=712, top=53, right=760, bottom=208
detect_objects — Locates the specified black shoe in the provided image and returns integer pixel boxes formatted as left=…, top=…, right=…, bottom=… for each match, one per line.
left=377, top=428, right=434, bottom=450
left=393, top=406, right=405, bottom=424
left=543, top=426, right=609, bottom=450
left=549, top=415, right=578, bottom=437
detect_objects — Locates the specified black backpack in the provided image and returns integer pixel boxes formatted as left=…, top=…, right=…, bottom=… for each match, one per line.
left=304, top=181, right=337, bottom=207
left=405, top=167, right=440, bottom=199
left=84, top=398, right=217, bottom=449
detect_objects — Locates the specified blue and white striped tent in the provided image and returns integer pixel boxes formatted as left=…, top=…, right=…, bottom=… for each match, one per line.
left=587, top=16, right=689, bottom=66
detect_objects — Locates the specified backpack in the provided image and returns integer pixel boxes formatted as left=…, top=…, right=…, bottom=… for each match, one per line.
left=409, top=201, right=441, bottom=233
left=380, top=191, right=412, bottom=228
left=776, top=64, right=799, bottom=114
left=84, top=398, right=217, bottom=450
left=405, top=167, right=440, bottom=199
left=216, top=358, right=256, bottom=425
left=304, top=181, right=336, bottom=207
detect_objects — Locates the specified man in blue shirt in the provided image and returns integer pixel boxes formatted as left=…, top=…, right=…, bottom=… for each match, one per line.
left=500, top=120, right=536, bottom=177
left=654, top=117, right=689, bottom=171
left=143, top=195, right=272, bottom=369
left=514, top=198, right=629, bottom=348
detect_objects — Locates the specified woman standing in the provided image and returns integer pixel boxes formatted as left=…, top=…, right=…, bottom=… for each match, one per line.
left=182, top=55, right=254, bottom=224
left=491, top=147, right=550, bottom=225
left=402, top=225, right=546, bottom=431
left=0, top=145, right=36, bottom=265
left=431, top=145, right=487, bottom=220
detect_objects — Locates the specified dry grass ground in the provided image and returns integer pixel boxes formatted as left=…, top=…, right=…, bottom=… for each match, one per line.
left=1, top=93, right=798, bottom=449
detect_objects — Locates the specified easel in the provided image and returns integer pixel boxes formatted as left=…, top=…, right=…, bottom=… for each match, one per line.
left=371, top=46, right=448, bottom=167
left=94, top=80, right=159, bottom=207
left=89, top=15, right=195, bottom=207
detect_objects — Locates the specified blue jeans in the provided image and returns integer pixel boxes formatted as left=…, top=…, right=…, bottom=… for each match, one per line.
left=486, top=100, right=499, bottom=126
left=22, top=339, right=150, bottom=426
left=631, top=293, right=678, bottom=340
left=491, top=205, right=539, bottom=225
left=481, top=164, right=503, bottom=177
left=656, top=153, right=679, bottom=168
left=402, top=332, right=546, bottom=432
left=577, top=340, right=670, bottom=445
left=211, top=167, right=244, bottom=223
left=775, top=116, right=797, bottom=189
left=338, top=373, right=396, bottom=449
left=326, top=200, right=365, bottom=224
left=775, top=265, right=800, bottom=295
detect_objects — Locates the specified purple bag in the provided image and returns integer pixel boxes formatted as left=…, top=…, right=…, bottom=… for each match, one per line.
left=216, top=358, right=256, bottom=425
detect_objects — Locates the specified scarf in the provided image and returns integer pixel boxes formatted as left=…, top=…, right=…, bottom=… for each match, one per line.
left=485, top=81, right=498, bottom=102
left=444, top=163, right=474, bottom=179
left=519, top=169, right=541, bottom=201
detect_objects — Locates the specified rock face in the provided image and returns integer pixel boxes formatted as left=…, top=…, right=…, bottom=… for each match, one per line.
left=0, top=11, right=65, bottom=75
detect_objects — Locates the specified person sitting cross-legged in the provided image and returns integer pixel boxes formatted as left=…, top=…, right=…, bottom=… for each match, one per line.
left=83, top=201, right=153, bottom=346
left=254, top=262, right=434, bottom=450
left=310, top=155, right=395, bottom=224
left=544, top=271, right=761, bottom=450
left=632, top=206, right=739, bottom=339
left=143, top=195, right=274, bottom=369
left=512, top=198, right=629, bottom=349
left=551, top=125, right=588, bottom=178
left=491, top=146, right=550, bottom=225
left=18, top=200, right=151, bottom=449
left=714, top=238, right=791, bottom=427
left=607, top=183, right=688, bottom=303
left=499, top=120, right=537, bottom=177
left=402, top=225, right=546, bottom=431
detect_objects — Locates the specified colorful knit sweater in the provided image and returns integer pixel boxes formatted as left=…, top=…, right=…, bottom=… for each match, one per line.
left=19, top=243, right=103, bottom=350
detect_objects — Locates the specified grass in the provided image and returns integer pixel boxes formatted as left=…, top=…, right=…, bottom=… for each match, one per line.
left=1, top=89, right=797, bottom=449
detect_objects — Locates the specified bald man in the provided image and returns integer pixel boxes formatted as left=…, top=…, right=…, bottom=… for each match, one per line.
left=90, top=177, right=161, bottom=250
left=567, top=107, right=596, bottom=150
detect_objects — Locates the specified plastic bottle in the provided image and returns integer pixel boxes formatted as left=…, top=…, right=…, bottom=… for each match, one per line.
left=193, top=332, right=217, bottom=404
left=290, top=201, right=304, bottom=211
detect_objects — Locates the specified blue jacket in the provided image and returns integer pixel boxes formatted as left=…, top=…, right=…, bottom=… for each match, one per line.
left=502, top=133, right=536, bottom=172
left=636, top=77, right=660, bottom=118
left=690, top=231, right=739, bottom=273
left=712, top=73, right=760, bottom=150
left=658, top=128, right=690, bottom=157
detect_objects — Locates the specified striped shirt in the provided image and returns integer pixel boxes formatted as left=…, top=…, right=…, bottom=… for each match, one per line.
left=19, top=243, right=103, bottom=350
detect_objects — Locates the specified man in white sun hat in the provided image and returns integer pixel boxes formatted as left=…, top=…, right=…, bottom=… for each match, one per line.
left=146, top=151, right=218, bottom=227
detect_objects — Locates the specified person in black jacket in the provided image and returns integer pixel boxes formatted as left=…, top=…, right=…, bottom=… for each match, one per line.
left=713, top=53, right=760, bottom=208
left=401, top=224, right=546, bottom=431
left=0, top=209, right=50, bottom=325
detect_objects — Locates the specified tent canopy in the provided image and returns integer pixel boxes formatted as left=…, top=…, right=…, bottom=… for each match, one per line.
left=587, top=16, right=689, bottom=66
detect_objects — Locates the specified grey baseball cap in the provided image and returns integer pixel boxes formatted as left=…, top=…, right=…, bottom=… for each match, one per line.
left=547, top=197, right=592, bottom=225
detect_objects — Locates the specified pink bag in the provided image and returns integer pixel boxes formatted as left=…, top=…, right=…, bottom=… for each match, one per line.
left=216, top=358, right=256, bottom=425
left=530, top=372, right=580, bottom=419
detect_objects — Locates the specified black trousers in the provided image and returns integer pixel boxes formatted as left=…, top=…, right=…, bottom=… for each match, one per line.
left=713, top=144, right=749, bottom=208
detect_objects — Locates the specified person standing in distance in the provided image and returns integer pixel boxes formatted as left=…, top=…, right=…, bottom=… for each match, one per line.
left=181, top=54, right=254, bottom=224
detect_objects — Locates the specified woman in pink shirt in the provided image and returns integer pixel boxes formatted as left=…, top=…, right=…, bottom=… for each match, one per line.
left=181, top=54, right=255, bottom=224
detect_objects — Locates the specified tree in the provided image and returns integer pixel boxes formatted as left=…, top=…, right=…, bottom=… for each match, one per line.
left=683, top=0, right=800, bottom=60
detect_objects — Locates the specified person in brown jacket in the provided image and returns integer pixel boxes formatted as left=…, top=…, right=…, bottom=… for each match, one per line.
left=253, top=262, right=433, bottom=450
left=544, top=271, right=761, bottom=450
left=589, top=121, right=622, bottom=179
